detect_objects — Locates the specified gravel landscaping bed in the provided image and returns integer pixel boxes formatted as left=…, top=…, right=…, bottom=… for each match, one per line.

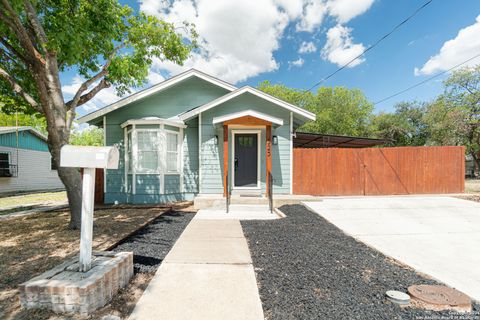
left=111, top=210, right=194, bottom=273
left=241, top=204, right=480, bottom=320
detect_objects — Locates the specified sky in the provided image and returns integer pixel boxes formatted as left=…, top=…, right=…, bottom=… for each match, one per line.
left=63, top=0, right=480, bottom=118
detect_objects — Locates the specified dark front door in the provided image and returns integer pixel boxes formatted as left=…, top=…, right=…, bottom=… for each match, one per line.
left=234, top=133, right=258, bottom=187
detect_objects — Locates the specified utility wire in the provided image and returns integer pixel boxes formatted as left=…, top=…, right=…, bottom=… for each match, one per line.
left=306, top=0, right=434, bottom=92
left=374, top=52, right=480, bottom=105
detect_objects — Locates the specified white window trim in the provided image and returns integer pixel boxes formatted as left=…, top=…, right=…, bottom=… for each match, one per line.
left=124, top=125, right=183, bottom=195
left=165, top=129, right=181, bottom=174
left=231, top=129, right=261, bottom=190
left=134, top=129, right=162, bottom=175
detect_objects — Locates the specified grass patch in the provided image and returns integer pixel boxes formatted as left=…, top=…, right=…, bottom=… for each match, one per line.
left=0, top=206, right=170, bottom=319
left=465, top=179, right=480, bottom=194
left=0, top=191, right=67, bottom=209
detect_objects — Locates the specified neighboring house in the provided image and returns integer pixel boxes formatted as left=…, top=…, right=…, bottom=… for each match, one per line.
left=0, top=126, right=64, bottom=194
left=78, top=69, right=316, bottom=204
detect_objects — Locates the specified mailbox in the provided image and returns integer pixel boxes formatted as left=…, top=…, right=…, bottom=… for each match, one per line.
left=60, top=145, right=119, bottom=169
left=60, top=144, right=119, bottom=272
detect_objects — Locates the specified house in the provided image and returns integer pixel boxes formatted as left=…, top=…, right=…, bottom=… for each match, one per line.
left=78, top=69, right=316, bottom=204
left=0, top=126, right=64, bottom=194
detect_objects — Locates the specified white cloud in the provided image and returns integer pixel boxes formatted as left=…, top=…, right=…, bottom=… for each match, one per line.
left=296, top=0, right=327, bottom=32
left=415, top=15, right=480, bottom=76
left=299, top=41, right=317, bottom=54
left=295, top=0, right=374, bottom=32
left=289, top=57, right=305, bottom=67
left=147, top=70, right=165, bottom=85
left=143, top=0, right=289, bottom=83
left=62, top=76, right=122, bottom=113
left=274, top=0, right=303, bottom=19
left=321, top=24, right=365, bottom=67
left=326, top=0, right=375, bottom=24
left=140, top=0, right=375, bottom=82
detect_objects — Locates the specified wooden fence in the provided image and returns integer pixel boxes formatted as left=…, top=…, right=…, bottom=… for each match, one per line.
left=293, top=146, right=465, bottom=196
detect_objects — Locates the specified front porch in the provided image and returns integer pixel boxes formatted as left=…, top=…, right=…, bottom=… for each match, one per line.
left=215, top=110, right=282, bottom=199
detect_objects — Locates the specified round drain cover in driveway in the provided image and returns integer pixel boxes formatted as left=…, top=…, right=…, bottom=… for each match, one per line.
left=408, top=285, right=471, bottom=312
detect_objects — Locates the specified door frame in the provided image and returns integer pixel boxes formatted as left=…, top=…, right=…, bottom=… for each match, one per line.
left=231, top=129, right=261, bottom=190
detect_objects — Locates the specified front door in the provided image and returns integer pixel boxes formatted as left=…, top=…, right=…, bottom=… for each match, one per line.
left=234, top=133, right=258, bottom=188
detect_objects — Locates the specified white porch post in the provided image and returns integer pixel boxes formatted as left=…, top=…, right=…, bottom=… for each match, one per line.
left=79, top=167, right=96, bottom=272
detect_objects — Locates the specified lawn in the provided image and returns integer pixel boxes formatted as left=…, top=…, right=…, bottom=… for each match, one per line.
left=0, top=205, right=174, bottom=319
left=466, top=179, right=480, bottom=194
left=0, top=191, right=67, bottom=210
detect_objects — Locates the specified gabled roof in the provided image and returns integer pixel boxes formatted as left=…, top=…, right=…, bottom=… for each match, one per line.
left=77, top=69, right=237, bottom=124
left=212, top=110, right=284, bottom=126
left=179, top=86, right=316, bottom=121
left=0, top=126, right=47, bottom=141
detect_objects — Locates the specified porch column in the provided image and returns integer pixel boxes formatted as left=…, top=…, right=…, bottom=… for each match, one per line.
left=223, top=124, right=228, bottom=197
left=266, top=124, right=272, bottom=197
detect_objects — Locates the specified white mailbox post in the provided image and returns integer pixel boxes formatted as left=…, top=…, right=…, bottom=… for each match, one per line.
left=60, top=145, right=119, bottom=272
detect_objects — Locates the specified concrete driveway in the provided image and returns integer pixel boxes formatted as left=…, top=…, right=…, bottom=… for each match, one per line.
left=304, top=196, right=480, bottom=302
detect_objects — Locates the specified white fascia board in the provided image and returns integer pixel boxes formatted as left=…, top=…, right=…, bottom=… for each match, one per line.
left=179, top=86, right=316, bottom=122
left=77, top=69, right=237, bottom=124
left=120, top=118, right=187, bottom=129
left=212, top=110, right=284, bottom=126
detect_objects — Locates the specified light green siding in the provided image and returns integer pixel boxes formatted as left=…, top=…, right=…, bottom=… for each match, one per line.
left=200, top=92, right=292, bottom=194
left=100, top=77, right=228, bottom=204
left=183, top=118, right=199, bottom=193
left=0, top=131, right=49, bottom=152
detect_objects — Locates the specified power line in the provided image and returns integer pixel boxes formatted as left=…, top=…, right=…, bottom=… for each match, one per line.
left=306, top=0, right=434, bottom=92
left=374, top=52, right=480, bottom=105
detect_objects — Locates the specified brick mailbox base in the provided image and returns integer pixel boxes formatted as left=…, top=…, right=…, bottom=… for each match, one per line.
left=19, top=251, right=133, bottom=315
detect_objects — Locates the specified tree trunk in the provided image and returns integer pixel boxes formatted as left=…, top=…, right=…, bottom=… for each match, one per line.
left=48, top=135, right=83, bottom=229
left=473, top=152, right=480, bottom=176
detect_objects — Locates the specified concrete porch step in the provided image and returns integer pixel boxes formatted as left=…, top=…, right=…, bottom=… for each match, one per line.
left=228, top=204, right=270, bottom=213
left=194, top=194, right=324, bottom=210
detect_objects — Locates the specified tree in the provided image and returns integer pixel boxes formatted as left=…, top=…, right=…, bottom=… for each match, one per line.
left=0, top=0, right=197, bottom=229
left=425, top=66, right=480, bottom=171
left=258, top=81, right=374, bottom=136
left=0, top=104, right=47, bottom=134
left=70, top=126, right=103, bottom=146
left=372, top=101, right=427, bottom=146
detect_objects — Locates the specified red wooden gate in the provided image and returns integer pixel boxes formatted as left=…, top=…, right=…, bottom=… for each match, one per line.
left=293, top=146, right=465, bottom=196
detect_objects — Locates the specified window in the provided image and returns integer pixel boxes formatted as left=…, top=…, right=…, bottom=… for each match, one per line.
left=0, top=152, right=10, bottom=177
left=127, top=130, right=133, bottom=173
left=136, top=131, right=159, bottom=173
left=166, top=132, right=179, bottom=172
left=125, top=128, right=182, bottom=175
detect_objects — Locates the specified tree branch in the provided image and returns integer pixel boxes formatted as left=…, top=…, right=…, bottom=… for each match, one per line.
left=23, top=1, right=47, bottom=46
left=66, top=43, right=124, bottom=110
left=0, top=0, right=44, bottom=64
left=65, top=79, right=110, bottom=129
left=0, top=65, right=41, bottom=112
left=0, top=37, right=29, bottom=64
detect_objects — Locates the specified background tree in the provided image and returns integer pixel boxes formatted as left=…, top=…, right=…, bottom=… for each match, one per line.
left=0, top=103, right=47, bottom=134
left=259, top=81, right=374, bottom=136
left=425, top=66, right=480, bottom=171
left=372, top=101, right=427, bottom=146
left=70, top=126, right=103, bottom=146
left=0, top=0, right=197, bottom=229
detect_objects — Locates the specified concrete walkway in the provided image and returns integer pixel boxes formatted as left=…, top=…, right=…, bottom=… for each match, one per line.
left=305, top=196, right=480, bottom=302
left=129, top=211, right=265, bottom=320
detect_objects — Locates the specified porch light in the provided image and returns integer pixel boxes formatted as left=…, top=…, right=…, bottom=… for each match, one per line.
left=214, top=135, right=219, bottom=145
left=272, top=135, right=278, bottom=145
